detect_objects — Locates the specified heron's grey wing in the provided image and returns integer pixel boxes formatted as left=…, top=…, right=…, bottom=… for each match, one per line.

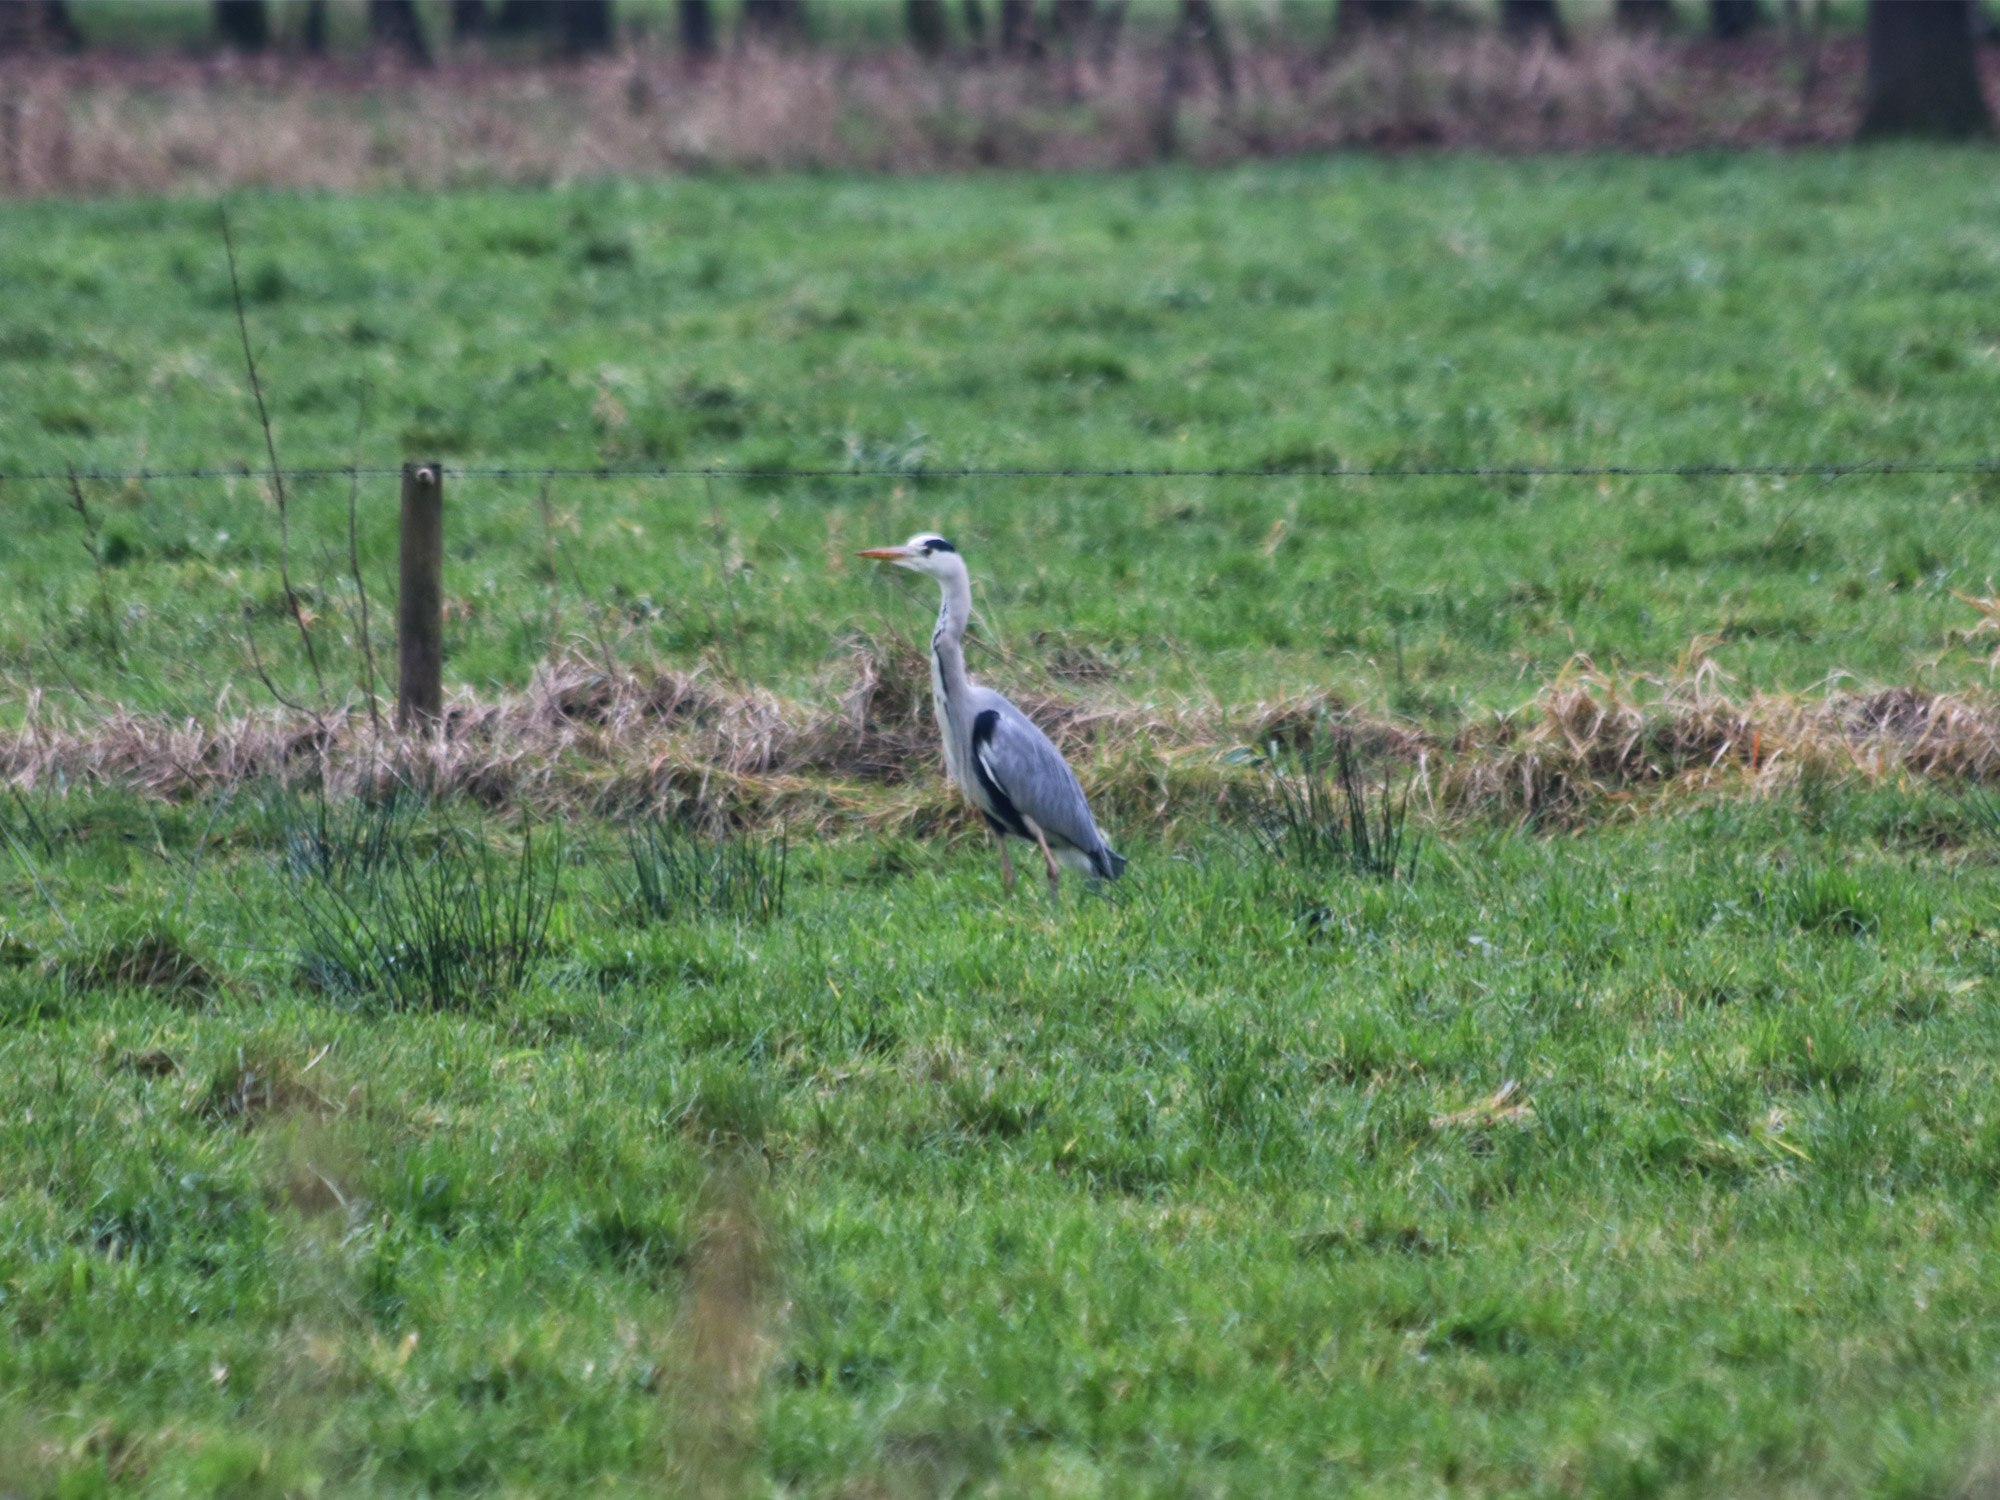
left=966, top=690, right=1107, bottom=859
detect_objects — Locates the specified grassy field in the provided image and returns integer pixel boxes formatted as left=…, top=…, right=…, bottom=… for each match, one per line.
left=8, top=783, right=2000, bottom=1498
left=4, top=150, right=2000, bottom=721
left=7, top=150, right=2000, bottom=1497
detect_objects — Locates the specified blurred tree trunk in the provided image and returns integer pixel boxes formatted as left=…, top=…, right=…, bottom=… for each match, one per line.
left=1858, top=0, right=1992, bottom=137
left=1094, top=0, right=1129, bottom=70
left=1337, top=0, right=1416, bottom=36
left=214, top=0, right=268, bottom=51
left=679, top=0, right=715, bottom=59
left=1050, top=0, right=1094, bottom=45
left=494, top=0, right=556, bottom=33
left=961, top=0, right=987, bottom=51
left=302, top=0, right=327, bottom=53
left=1780, top=0, right=1829, bottom=99
left=1614, top=0, right=1673, bottom=30
left=1155, top=0, right=1234, bottom=155
left=999, top=0, right=1037, bottom=56
left=1185, top=0, right=1234, bottom=104
left=369, top=0, right=432, bottom=63
left=0, top=8, right=36, bottom=52
left=1502, top=0, right=1567, bottom=46
left=561, top=0, right=614, bottom=53
left=451, top=0, right=487, bottom=40
left=907, top=0, right=948, bottom=55
left=741, top=0, right=806, bottom=44
left=0, top=1, right=82, bottom=51
left=40, top=0, right=80, bottom=49
left=1709, top=0, right=1762, bottom=39
left=1155, top=11, right=1190, bottom=154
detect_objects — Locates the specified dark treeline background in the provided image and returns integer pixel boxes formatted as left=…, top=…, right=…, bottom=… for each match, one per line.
left=0, top=1, right=1992, bottom=139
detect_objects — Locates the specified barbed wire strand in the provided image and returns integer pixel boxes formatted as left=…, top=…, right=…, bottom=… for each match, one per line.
left=3, top=458, right=1998, bottom=484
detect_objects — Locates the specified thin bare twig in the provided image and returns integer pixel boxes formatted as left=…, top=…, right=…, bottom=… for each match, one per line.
left=545, top=522, right=621, bottom=688
left=242, top=611, right=316, bottom=718
left=345, top=384, right=383, bottom=743
left=1754, top=472, right=1824, bottom=571
left=536, top=478, right=562, bottom=656
left=65, top=468, right=121, bottom=663
left=35, top=629, right=90, bottom=705
left=707, top=471, right=746, bottom=682
left=221, top=203, right=326, bottom=706
left=583, top=590, right=622, bottom=689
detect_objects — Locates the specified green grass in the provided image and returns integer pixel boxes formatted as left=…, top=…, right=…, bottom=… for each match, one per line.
left=7, top=782, right=2000, bottom=1495
left=4, top=150, right=2000, bottom=725
left=9, top=151, right=2000, bottom=1496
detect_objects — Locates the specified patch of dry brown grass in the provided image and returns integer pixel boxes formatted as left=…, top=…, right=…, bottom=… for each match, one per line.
left=8, top=644, right=2000, bottom=832
left=1440, top=655, right=2000, bottom=824
left=0, top=30, right=1912, bottom=201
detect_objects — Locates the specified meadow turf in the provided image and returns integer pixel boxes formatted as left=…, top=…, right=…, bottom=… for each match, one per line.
left=7, top=151, right=2000, bottom=1497
left=3, top=149, right=2000, bottom=718
left=8, top=784, right=2000, bottom=1496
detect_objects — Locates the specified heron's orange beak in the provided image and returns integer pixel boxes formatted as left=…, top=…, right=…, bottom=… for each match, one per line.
left=857, top=546, right=914, bottom=561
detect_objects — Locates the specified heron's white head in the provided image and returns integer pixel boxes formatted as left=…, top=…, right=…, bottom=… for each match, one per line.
left=857, top=533, right=962, bottom=578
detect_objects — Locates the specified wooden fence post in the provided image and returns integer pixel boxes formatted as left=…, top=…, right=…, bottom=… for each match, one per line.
left=397, top=461, right=444, bottom=731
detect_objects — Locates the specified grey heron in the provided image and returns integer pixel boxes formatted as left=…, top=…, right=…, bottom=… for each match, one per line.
left=859, top=533, right=1126, bottom=894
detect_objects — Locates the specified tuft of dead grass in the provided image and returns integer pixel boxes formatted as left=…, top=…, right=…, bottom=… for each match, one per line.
left=8, top=647, right=2000, bottom=833
left=0, top=31, right=1928, bottom=202
left=1441, top=656, right=2000, bottom=824
left=828, top=631, right=934, bottom=784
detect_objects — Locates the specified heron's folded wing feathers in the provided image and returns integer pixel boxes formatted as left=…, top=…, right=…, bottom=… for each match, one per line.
left=970, top=695, right=1104, bottom=856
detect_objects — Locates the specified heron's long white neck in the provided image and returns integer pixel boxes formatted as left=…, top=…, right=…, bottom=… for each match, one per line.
left=928, top=562, right=976, bottom=788
left=929, top=562, right=975, bottom=705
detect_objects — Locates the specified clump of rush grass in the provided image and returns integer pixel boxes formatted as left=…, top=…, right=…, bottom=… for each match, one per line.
left=285, top=805, right=562, bottom=1012
left=1962, top=786, right=2000, bottom=845
left=276, top=787, right=405, bottom=886
left=626, top=816, right=787, bottom=926
left=1240, top=727, right=1421, bottom=884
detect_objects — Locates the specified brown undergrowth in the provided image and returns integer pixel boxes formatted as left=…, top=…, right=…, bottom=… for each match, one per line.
left=5, top=645, right=1999, bottom=831
left=0, top=31, right=1929, bottom=201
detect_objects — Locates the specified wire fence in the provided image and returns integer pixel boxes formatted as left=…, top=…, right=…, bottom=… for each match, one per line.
left=6, top=458, right=2000, bottom=485
left=6, top=441, right=1999, bottom=792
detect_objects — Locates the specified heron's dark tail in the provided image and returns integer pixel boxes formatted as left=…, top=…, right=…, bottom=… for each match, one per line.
left=1090, top=846, right=1128, bottom=881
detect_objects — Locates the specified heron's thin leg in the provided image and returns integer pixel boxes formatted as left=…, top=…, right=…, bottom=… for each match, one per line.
left=998, top=836, right=1016, bottom=894
left=1032, top=827, right=1061, bottom=895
